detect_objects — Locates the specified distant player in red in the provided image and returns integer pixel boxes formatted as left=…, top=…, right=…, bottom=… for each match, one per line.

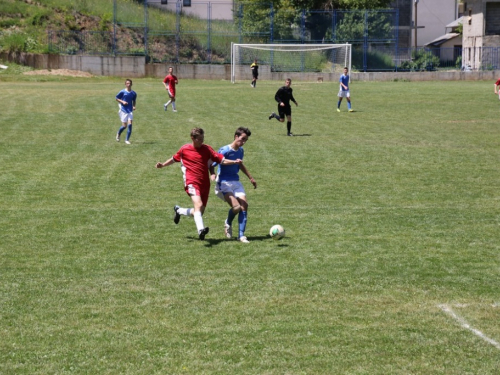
left=494, top=78, right=500, bottom=100
left=163, top=66, right=178, bottom=112
left=155, top=128, right=242, bottom=240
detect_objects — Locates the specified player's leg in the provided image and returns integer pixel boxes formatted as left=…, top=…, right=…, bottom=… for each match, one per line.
left=191, top=195, right=209, bottom=239
left=223, top=192, right=240, bottom=239
left=171, top=97, right=177, bottom=112
left=286, top=110, right=292, bottom=136
left=337, top=96, right=343, bottom=112
left=117, top=110, right=128, bottom=141
left=125, top=119, right=132, bottom=144
left=236, top=195, right=249, bottom=243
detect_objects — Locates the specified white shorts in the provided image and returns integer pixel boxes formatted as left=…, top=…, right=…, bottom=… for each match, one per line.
left=215, top=180, right=246, bottom=201
left=118, top=109, right=133, bottom=123
left=338, top=89, right=350, bottom=98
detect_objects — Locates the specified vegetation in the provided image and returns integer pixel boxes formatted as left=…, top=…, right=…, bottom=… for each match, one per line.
left=1, top=72, right=500, bottom=374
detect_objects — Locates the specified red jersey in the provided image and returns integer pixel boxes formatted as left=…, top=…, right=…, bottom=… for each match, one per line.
left=496, top=78, right=500, bottom=86
left=173, top=144, right=224, bottom=188
left=163, top=74, right=178, bottom=95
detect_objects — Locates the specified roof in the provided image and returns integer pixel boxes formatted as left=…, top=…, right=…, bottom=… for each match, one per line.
left=425, top=33, right=461, bottom=47
left=446, top=16, right=464, bottom=29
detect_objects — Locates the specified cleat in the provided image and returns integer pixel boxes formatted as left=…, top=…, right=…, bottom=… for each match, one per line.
left=336, top=108, right=340, bottom=112
left=199, top=227, right=209, bottom=240
left=224, top=221, right=232, bottom=239
left=172, top=109, right=177, bottom=112
left=239, top=236, right=250, bottom=243
left=173, top=205, right=180, bottom=224
left=349, top=109, right=354, bottom=112
left=164, top=104, right=168, bottom=111
left=125, top=140, right=131, bottom=145
left=268, top=112, right=276, bottom=120
left=116, top=134, right=120, bottom=142
left=287, top=133, right=293, bottom=136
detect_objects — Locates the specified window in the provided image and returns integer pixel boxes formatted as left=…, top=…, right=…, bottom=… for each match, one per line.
left=183, top=0, right=191, bottom=6
left=161, top=0, right=168, bottom=4
left=486, top=2, right=500, bottom=35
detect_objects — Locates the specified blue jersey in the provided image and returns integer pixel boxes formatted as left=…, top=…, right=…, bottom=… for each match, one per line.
left=339, top=74, right=350, bottom=91
left=116, top=89, right=137, bottom=114
left=217, top=145, right=244, bottom=182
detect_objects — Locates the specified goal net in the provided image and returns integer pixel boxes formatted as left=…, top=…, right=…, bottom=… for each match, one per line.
left=231, top=43, right=352, bottom=83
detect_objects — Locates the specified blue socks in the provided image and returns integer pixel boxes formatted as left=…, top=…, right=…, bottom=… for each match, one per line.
left=227, top=207, right=236, bottom=226
left=126, top=124, right=132, bottom=141
left=238, top=210, right=247, bottom=238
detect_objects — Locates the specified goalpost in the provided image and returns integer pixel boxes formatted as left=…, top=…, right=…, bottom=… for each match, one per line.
left=231, top=43, right=352, bottom=83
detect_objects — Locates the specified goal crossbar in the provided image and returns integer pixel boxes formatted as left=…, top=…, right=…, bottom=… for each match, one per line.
left=231, top=43, right=352, bottom=83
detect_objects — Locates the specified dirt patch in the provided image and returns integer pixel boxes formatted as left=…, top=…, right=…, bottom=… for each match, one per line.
left=23, top=69, right=93, bottom=77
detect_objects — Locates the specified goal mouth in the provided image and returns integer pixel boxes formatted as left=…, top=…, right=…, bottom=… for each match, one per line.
left=231, top=43, right=351, bottom=83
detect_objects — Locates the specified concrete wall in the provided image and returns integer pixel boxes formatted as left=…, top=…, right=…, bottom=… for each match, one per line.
left=2, top=52, right=499, bottom=82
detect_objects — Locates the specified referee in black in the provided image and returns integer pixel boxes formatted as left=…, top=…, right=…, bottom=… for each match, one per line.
left=268, top=78, right=298, bottom=136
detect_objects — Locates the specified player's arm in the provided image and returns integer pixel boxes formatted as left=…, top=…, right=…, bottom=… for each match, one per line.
left=240, top=163, right=257, bottom=189
left=495, top=83, right=499, bottom=94
left=220, top=158, right=242, bottom=166
left=209, top=164, right=216, bottom=181
left=156, top=157, right=176, bottom=169
left=275, top=89, right=283, bottom=104
left=290, top=93, right=298, bottom=107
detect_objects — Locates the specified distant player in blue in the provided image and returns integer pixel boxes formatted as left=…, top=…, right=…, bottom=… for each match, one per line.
left=213, top=127, right=257, bottom=243
left=337, top=67, right=353, bottom=112
left=115, top=79, right=137, bottom=144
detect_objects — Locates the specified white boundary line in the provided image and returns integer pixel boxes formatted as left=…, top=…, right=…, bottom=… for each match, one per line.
left=439, top=304, right=500, bottom=350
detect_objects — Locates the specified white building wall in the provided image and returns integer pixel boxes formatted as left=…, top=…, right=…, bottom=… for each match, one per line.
left=413, top=0, right=458, bottom=47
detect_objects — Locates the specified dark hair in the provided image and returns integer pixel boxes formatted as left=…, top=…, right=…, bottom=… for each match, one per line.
left=235, top=127, right=251, bottom=138
left=125, top=79, right=132, bottom=84
left=190, top=128, right=204, bottom=139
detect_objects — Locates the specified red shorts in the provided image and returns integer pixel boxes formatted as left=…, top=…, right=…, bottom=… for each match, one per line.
left=185, top=183, right=209, bottom=207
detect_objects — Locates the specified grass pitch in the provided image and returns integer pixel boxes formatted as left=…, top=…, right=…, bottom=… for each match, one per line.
left=1, top=73, right=500, bottom=374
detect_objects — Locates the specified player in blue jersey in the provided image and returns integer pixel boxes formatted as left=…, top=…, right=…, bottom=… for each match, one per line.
left=115, top=79, right=137, bottom=144
left=213, top=127, right=257, bottom=243
left=337, top=67, right=353, bottom=112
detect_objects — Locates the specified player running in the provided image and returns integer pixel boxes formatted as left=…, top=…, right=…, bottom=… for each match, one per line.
left=115, top=78, right=137, bottom=145
left=163, top=66, right=178, bottom=112
left=268, top=78, right=298, bottom=136
left=213, top=127, right=257, bottom=243
left=155, top=128, right=242, bottom=241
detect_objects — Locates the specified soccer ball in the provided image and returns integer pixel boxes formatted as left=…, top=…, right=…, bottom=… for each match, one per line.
left=269, top=225, right=285, bottom=240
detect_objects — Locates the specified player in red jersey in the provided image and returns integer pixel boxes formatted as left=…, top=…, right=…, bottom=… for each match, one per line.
left=494, top=77, right=500, bottom=100
left=155, top=128, right=242, bottom=240
left=163, top=66, right=178, bottom=112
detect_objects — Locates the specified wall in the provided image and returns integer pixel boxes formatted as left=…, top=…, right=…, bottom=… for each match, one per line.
left=2, top=52, right=499, bottom=82
left=413, top=0, right=458, bottom=47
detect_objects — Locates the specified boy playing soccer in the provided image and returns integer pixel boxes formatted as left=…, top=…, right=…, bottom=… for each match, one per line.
left=155, top=128, right=242, bottom=241
left=213, top=127, right=257, bottom=243
left=337, top=67, right=353, bottom=112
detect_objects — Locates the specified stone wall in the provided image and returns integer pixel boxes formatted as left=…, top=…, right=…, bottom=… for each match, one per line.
left=2, top=52, right=499, bottom=82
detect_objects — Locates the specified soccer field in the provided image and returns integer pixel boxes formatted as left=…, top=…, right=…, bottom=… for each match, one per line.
left=1, top=75, right=500, bottom=374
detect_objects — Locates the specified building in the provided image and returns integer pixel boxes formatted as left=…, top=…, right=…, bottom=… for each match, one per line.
left=462, top=0, right=500, bottom=69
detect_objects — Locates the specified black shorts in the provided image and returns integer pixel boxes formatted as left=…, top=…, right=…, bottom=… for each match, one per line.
left=252, top=73, right=258, bottom=79
left=278, top=105, right=291, bottom=118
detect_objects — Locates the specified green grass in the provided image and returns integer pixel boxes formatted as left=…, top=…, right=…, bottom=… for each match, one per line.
left=1, top=72, right=500, bottom=374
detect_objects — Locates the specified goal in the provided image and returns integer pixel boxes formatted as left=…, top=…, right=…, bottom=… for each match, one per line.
left=231, top=43, right=352, bottom=83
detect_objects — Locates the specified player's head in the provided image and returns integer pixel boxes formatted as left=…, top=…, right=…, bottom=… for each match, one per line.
left=168, top=66, right=173, bottom=73
left=190, top=128, right=205, bottom=145
left=234, top=127, right=251, bottom=147
left=125, top=79, right=132, bottom=86
left=285, top=78, right=291, bottom=87
left=234, top=127, right=251, bottom=139
left=343, top=67, right=348, bottom=73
